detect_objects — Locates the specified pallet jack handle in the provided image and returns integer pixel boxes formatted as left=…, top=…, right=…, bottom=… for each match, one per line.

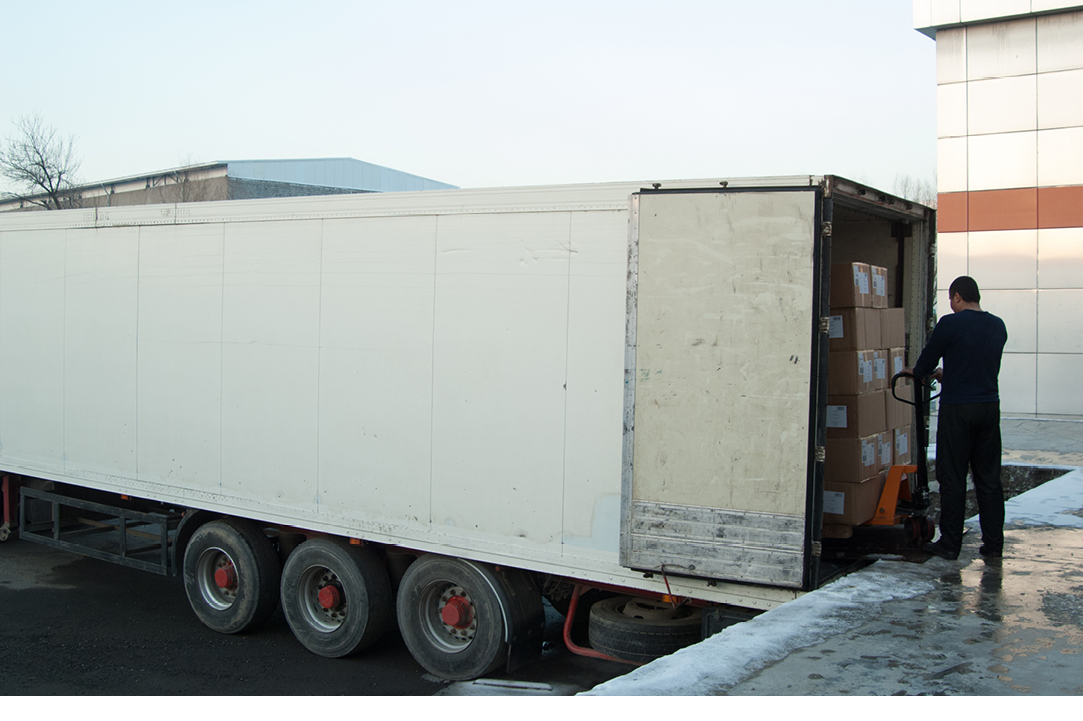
left=890, top=372, right=941, bottom=514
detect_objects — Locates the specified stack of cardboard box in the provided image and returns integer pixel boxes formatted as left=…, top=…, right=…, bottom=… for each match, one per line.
left=822, top=262, right=915, bottom=527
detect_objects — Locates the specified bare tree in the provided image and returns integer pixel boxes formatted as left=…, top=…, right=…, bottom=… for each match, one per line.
left=893, top=173, right=938, bottom=209
left=0, top=114, right=82, bottom=209
left=172, top=152, right=210, bottom=203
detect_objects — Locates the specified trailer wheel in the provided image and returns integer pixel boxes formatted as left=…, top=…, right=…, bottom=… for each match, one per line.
left=588, top=596, right=702, bottom=663
left=280, top=538, right=392, bottom=658
left=183, top=518, right=281, bottom=634
left=396, top=555, right=514, bottom=680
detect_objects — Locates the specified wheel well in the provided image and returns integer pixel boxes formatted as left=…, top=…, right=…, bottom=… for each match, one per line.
left=171, top=509, right=224, bottom=576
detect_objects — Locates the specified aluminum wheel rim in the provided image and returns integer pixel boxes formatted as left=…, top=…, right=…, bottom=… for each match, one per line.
left=297, top=565, right=347, bottom=633
left=420, top=582, right=476, bottom=653
left=195, top=546, right=237, bottom=611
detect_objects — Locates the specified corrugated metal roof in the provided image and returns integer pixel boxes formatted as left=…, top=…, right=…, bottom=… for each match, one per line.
left=223, top=158, right=457, bottom=192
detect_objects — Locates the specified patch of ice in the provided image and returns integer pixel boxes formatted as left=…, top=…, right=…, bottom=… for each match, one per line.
left=966, top=467, right=1083, bottom=529
left=582, top=560, right=937, bottom=696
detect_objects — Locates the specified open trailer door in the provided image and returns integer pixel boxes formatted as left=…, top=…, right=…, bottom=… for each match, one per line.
left=620, top=185, right=830, bottom=591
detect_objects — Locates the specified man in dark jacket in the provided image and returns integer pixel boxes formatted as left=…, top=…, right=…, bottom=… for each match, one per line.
left=909, top=276, right=1008, bottom=561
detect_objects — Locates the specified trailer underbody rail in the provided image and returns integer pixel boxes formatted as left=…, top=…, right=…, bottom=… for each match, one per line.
left=18, top=486, right=181, bottom=575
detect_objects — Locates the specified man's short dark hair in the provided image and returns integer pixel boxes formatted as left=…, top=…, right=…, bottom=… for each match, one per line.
left=949, top=276, right=981, bottom=303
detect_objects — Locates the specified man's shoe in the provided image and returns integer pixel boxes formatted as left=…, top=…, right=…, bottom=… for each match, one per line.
left=925, top=541, right=959, bottom=560
left=979, top=545, right=1002, bottom=558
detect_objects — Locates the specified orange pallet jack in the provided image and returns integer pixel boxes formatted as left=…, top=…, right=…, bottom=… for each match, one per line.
left=862, top=372, right=939, bottom=545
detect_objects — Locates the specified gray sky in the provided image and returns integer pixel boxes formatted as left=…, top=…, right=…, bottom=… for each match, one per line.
left=1, top=0, right=935, bottom=193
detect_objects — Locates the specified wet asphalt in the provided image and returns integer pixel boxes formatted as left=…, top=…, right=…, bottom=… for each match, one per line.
left=725, top=525, right=1083, bottom=695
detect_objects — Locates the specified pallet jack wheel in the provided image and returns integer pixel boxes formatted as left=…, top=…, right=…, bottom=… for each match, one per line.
left=907, top=516, right=935, bottom=545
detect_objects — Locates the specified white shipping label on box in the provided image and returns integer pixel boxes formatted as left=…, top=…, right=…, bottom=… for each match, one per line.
left=873, top=273, right=886, bottom=298
left=861, top=439, right=876, bottom=466
left=823, top=491, right=845, bottom=515
left=897, top=432, right=909, bottom=456
left=827, top=405, right=847, bottom=429
left=894, top=356, right=904, bottom=376
left=856, top=270, right=870, bottom=295
left=829, top=315, right=844, bottom=339
left=875, top=357, right=887, bottom=381
left=861, top=359, right=873, bottom=383
left=880, top=438, right=892, bottom=465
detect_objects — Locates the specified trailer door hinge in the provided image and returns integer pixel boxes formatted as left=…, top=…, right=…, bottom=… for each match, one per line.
left=811, top=541, right=822, bottom=557
left=815, top=445, right=826, bottom=463
left=819, top=316, right=831, bottom=334
left=821, top=221, right=832, bottom=237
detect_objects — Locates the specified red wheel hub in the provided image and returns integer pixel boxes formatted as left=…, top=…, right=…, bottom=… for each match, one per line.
left=214, top=564, right=237, bottom=589
left=318, top=585, right=342, bottom=610
left=440, top=596, right=473, bottom=628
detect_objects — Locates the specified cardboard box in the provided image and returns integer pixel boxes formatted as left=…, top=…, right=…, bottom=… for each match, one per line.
left=871, top=266, right=888, bottom=308
left=828, top=350, right=876, bottom=395
left=889, top=347, right=906, bottom=384
left=877, top=430, right=894, bottom=470
left=829, top=263, right=872, bottom=308
left=881, top=308, right=906, bottom=348
left=828, top=307, right=881, bottom=352
left=823, top=474, right=886, bottom=525
left=894, top=425, right=913, bottom=465
left=826, top=392, right=886, bottom=438
left=825, top=434, right=881, bottom=484
left=884, top=385, right=914, bottom=430
left=872, top=349, right=888, bottom=390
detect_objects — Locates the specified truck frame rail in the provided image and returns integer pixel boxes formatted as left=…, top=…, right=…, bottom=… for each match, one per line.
left=19, top=486, right=181, bottom=575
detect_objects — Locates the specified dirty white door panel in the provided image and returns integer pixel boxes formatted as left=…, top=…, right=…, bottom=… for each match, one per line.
left=623, top=190, right=818, bottom=588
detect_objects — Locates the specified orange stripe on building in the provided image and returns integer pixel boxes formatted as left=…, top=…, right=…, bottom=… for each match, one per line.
left=1038, top=185, right=1083, bottom=229
left=937, top=185, right=1083, bottom=232
left=937, top=192, right=967, bottom=233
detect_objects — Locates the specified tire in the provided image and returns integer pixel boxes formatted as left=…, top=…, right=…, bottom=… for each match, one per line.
left=280, top=538, right=392, bottom=658
left=182, top=518, right=281, bottom=634
left=588, top=596, right=703, bottom=663
left=396, top=555, right=511, bottom=681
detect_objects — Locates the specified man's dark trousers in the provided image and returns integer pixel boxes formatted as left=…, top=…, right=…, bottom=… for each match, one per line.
left=935, top=401, right=1004, bottom=554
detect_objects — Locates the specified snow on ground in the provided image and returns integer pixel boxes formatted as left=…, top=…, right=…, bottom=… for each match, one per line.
left=582, top=560, right=937, bottom=695
left=585, top=465, right=1083, bottom=696
left=987, top=467, right=1083, bottom=528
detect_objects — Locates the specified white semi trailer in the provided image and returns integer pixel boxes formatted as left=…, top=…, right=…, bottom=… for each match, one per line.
left=0, top=175, right=934, bottom=679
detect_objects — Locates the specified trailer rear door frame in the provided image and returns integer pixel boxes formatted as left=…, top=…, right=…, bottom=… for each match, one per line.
left=619, top=185, right=830, bottom=591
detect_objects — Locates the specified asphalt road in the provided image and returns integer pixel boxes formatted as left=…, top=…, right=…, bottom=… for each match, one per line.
left=0, top=540, right=630, bottom=696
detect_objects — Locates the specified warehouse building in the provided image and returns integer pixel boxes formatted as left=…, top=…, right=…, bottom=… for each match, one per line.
left=915, top=1, right=1083, bottom=416
left=0, top=157, right=457, bottom=211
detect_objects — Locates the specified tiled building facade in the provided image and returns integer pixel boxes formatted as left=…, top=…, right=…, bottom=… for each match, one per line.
left=915, top=1, right=1083, bottom=415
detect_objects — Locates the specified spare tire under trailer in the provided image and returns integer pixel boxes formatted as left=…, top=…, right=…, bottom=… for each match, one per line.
left=587, top=595, right=703, bottom=663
